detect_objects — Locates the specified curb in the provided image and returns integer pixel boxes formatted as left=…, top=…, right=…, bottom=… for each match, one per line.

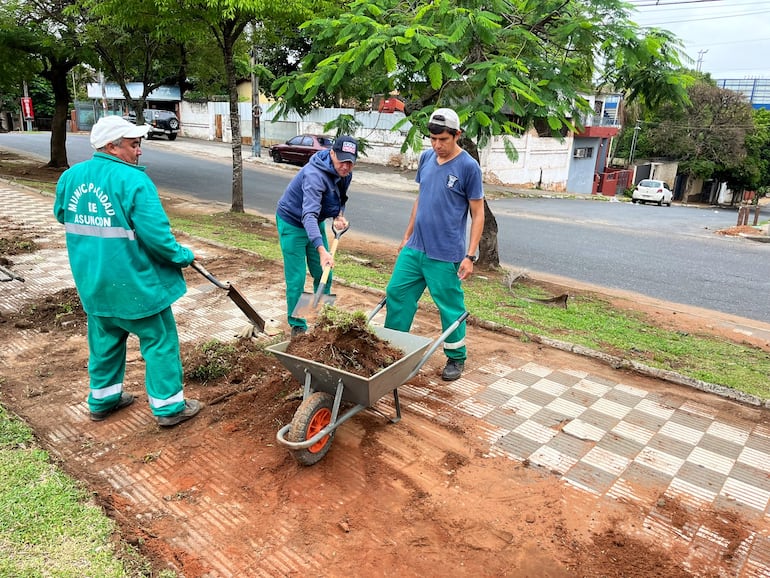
left=341, top=281, right=769, bottom=409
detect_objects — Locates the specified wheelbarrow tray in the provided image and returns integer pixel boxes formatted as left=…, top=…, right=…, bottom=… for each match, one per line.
left=266, top=326, right=432, bottom=407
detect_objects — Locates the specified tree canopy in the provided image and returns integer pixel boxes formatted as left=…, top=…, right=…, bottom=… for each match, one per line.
left=274, top=0, right=693, bottom=152
left=272, top=0, right=694, bottom=266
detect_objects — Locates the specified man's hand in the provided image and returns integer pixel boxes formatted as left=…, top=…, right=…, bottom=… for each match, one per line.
left=333, top=216, right=348, bottom=232
left=458, top=259, right=474, bottom=281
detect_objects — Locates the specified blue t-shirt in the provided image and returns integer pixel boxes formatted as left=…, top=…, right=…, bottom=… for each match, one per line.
left=406, top=149, right=484, bottom=262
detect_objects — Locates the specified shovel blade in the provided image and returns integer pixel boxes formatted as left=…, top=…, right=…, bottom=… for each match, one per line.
left=291, top=291, right=336, bottom=318
left=227, top=285, right=266, bottom=333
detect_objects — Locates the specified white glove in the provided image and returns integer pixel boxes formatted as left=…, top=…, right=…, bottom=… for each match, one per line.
left=236, top=324, right=257, bottom=339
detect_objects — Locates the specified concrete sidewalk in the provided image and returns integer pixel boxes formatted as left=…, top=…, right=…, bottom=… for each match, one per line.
left=1, top=180, right=770, bottom=575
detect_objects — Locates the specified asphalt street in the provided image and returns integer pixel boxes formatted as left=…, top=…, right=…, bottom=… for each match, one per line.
left=1, top=132, right=768, bottom=329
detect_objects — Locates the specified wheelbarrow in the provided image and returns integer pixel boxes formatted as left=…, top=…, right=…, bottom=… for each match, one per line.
left=267, top=299, right=469, bottom=466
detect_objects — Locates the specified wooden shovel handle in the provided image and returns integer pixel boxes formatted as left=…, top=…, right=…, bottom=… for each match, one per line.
left=319, top=236, right=340, bottom=284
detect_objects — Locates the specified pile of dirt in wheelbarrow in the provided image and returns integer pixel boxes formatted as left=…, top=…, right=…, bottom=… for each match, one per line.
left=286, top=307, right=405, bottom=377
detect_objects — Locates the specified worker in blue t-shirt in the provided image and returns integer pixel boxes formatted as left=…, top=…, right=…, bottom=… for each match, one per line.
left=384, top=108, right=485, bottom=382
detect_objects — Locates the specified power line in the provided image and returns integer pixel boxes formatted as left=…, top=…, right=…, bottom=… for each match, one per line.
left=630, top=0, right=729, bottom=7
left=637, top=9, right=770, bottom=26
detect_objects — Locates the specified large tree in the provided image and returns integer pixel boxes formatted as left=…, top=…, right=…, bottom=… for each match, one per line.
left=718, top=107, right=770, bottom=200
left=74, top=0, right=193, bottom=121
left=645, top=80, right=755, bottom=181
left=0, top=0, right=91, bottom=167
left=161, top=0, right=318, bottom=212
left=273, top=0, right=692, bottom=267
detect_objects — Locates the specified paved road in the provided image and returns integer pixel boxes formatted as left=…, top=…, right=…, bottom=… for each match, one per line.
left=1, top=132, right=768, bottom=325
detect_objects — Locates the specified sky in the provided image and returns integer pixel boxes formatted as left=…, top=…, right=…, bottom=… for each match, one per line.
left=628, top=0, right=770, bottom=79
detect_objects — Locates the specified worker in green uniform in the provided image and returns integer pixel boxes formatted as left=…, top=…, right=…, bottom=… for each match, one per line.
left=276, top=136, right=358, bottom=337
left=54, top=115, right=200, bottom=427
left=384, top=108, right=485, bottom=381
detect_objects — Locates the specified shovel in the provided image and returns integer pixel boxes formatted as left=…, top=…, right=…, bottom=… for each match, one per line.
left=291, top=222, right=349, bottom=317
left=190, top=260, right=266, bottom=334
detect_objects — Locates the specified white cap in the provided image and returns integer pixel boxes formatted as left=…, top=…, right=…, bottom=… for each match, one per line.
left=429, top=108, right=461, bottom=130
left=90, top=115, right=149, bottom=150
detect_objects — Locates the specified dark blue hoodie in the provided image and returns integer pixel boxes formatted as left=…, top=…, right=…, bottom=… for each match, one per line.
left=275, top=149, right=351, bottom=249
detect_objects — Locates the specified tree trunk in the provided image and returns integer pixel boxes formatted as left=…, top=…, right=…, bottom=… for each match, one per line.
left=461, top=136, right=500, bottom=269
left=477, top=199, right=499, bottom=269
left=223, top=27, right=244, bottom=213
left=44, top=64, right=73, bottom=168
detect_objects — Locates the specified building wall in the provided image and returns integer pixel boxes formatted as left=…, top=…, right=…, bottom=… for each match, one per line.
left=648, top=162, right=678, bottom=188
left=566, top=137, right=600, bottom=194
left=481, top=132, right=571, bottom=191
left=180, top=101, right=577, bottom=190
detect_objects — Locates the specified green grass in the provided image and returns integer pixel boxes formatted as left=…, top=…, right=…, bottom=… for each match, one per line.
left=464, top=278, right=770, bottom=397
left=0, top=405, right=139, bottom=577
left=170, top=210, right=770, bottom=401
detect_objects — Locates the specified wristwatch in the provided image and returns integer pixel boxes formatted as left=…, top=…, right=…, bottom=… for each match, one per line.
left=465, top=254, right=477, bottom=263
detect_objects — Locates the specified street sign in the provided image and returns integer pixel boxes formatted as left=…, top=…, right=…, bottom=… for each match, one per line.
left=21, top=97, right=34, bottom=120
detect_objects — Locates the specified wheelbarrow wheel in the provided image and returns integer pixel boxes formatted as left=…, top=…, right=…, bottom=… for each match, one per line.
left=287, top=391, right=336, bottom=466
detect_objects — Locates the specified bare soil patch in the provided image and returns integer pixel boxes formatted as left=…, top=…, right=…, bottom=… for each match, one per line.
left=0, top=159, right=767, bottom=577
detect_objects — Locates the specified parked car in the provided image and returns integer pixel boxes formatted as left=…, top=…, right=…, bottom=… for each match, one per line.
left=124, top=109, right=180, bottom=141
left=269, top=135, right=334, bottom=165
left=632, top=179, right=673, bottom=206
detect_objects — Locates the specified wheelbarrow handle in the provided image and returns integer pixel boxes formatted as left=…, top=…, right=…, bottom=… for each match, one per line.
left=190, top=260, right=229, bottom=289
left=367, top=298, right=470, bottom=382
left=366, top=297, right=387, bottom=323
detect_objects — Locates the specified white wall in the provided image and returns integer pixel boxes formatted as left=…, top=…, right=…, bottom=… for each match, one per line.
left=481, top=132, right=571, bottom=191
left=179, top=101, right=573, bottom=189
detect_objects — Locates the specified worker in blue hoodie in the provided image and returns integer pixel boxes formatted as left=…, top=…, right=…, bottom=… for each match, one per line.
left=54, top=115, right=200, bottom=427
left=275, top=135, right=358, bottom=337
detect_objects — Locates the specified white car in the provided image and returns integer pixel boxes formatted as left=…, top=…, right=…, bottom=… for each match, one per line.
left=632, top=179, right=673, bottom=206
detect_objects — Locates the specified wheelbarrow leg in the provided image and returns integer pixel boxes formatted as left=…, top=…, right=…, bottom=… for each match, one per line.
left=391, top=389, right=402, bottom=424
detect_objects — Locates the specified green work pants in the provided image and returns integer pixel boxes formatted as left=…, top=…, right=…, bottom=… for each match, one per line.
left=87, top=306, right=186, bottom=417
left=384, top=246, right=467, bottom=362
left=276, top=215, right=330, bottom=330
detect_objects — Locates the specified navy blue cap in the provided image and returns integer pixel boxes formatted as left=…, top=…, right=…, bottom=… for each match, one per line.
left=332, top=136, right=358, bottom=163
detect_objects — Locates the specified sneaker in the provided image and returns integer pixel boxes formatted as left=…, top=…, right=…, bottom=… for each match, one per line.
left=90, top=392, right=135, bottom=421
left=290, top=326, right=307, bottom=339
left=441, top=360, right=465, bottom=381
left=157, top=399, right=201, bottom=427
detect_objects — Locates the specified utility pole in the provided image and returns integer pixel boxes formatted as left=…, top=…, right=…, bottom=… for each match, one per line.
left=22, top=81, right=33, bottom=131
left=696, top=49, right=708, bottom=72
left=250, top=23, right=261, bottom=158
left=629, top=121, right=641, bottom=165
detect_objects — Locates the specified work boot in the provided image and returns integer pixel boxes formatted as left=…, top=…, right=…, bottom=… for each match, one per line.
left=291, top=326, right=307, bottom=339
left=441, top=360, right=465, bottom=381
left=90, top=392, right=135, bottom=421
left=157, top=399, right=201, bottom=427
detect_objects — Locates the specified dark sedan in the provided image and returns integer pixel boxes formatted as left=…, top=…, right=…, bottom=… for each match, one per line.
left=269, top=134, right=334, bottom=165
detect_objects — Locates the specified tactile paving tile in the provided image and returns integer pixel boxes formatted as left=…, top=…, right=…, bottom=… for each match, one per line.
left=399, top=354, right=770, bottom=532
